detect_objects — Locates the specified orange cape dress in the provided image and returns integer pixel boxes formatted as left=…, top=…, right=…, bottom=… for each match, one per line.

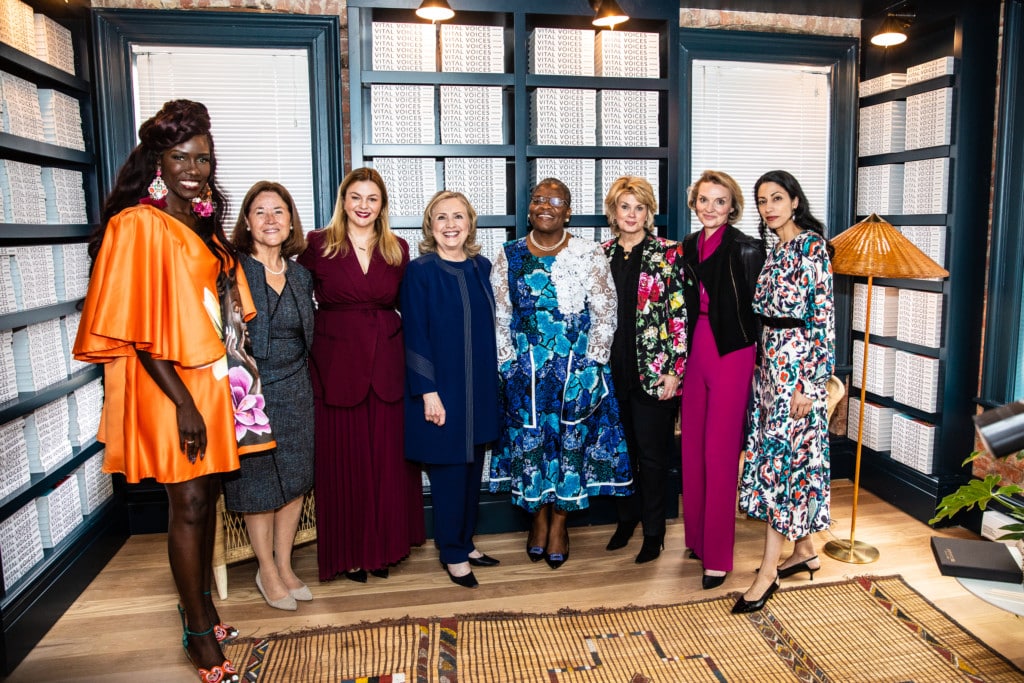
left=73, top=204, right=257, bottom=483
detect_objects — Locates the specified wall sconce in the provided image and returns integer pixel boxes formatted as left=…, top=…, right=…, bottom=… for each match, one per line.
left=589, top=0, right=629, bottom=29
left=871, top=12, right=914, bottom=47
left=416, top=0, right=454, bottom=23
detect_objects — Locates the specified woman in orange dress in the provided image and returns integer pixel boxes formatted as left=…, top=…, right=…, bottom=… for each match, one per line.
left=75, top=100, right=270, bottom=683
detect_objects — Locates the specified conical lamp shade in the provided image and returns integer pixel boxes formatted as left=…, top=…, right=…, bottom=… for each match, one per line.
left=831, top=213, right=949, bottom=279
left=593, top=0, right=629, bottom=28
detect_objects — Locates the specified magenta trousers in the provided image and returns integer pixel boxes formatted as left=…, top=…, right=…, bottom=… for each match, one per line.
left=680, top=317, right=756, bottom=573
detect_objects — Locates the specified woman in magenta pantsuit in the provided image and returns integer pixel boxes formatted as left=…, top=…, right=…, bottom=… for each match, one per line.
left=298, top=167, right=425, bottom=582
left=679, top=170, right=765, bottom=589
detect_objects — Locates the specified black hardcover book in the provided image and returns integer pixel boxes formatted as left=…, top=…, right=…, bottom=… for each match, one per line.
left=930, top=536, right=1023, bottom=583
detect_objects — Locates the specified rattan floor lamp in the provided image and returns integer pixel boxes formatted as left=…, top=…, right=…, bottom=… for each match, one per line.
left=825, top=213, right=949, bottom=563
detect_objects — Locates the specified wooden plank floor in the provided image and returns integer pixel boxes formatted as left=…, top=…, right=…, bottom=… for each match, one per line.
left=8, top=481, right=1024, bottom=681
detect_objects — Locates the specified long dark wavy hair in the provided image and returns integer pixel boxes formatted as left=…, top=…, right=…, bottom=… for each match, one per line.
left=89, top=99, right=233, bottom=270
left=754, top=170, right=834, bottom=258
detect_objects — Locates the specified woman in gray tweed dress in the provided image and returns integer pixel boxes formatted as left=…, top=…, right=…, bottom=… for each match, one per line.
left=225, top=181, right=315, bottom=610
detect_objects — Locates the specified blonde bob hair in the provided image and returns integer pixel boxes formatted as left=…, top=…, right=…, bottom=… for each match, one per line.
left=603, top=175, right=657, bottom=236
left=320, top=167, right=404, bottom=266
left=419, top=190, right=481, bottom=258
left=687, top=169, right=744, bottom=225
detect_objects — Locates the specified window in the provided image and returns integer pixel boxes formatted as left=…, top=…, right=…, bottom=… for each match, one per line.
left=92, top=10, right=342, bottom=229
left=133, top=46, right=316, bottom=228
left=691, top=60, right=831, bottom=238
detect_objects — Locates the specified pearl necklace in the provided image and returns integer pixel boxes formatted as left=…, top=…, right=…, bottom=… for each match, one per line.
left=528, top=230, right=568, bottom=252
left=263, top=260, right=287, bottom=276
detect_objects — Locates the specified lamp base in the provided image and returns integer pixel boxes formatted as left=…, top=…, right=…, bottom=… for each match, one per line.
left=824, top=539, right=880, bottom=564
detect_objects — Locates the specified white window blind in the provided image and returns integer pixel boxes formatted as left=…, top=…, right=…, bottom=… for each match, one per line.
left=691, top=60, right=831, bottom=240
left=132, top=46, right=315, bottom=232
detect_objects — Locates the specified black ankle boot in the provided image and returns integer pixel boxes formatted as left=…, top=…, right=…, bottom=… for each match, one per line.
left=635, top=535, right=664, bottom=564
left=606, top=521, right=638, bottom=551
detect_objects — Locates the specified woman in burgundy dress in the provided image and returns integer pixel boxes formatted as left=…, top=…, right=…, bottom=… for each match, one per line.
left=298, top=167, right=425, bottom=582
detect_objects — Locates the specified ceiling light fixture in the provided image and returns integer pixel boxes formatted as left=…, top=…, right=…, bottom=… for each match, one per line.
left=415, top=0, right=454, bottom=23
left=590, top=0, right=629, bottom=29
left=871, top=12, right=913, bottom=47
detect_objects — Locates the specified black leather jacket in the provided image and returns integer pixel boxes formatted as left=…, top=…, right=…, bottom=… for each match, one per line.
left=680, top=225, right=766, bottom=357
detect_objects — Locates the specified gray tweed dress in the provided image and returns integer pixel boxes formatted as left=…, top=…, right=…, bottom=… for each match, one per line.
left=223, top=258, right=314, bottom=513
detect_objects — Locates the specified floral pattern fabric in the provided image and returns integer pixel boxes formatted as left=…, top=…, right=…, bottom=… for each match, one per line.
left=489, top=237, right=632, bottom=512
left=602, top=236, right=687, bottom=397
left=739, top=231, right=835, bottom=540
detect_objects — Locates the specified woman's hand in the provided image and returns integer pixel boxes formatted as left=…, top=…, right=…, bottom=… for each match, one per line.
left=790, top=388, right=812, bottom=420
left=424, top=392, right=446, bottom=426
left=176, top=399, right=208, bottom=464
left=653, top=374, right=679, bottom=400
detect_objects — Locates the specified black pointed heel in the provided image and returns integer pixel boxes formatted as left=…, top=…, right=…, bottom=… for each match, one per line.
left=635, top=535, right=664, bottom=564
left=778, top=555, right=820, bottom=580
left=343, top=569, right=367, bottom=583
left=526, top=541, right=546, bottom=562
left=702, top=573, right=727, bottom=590
left=443, top=564, right=479, bottom=588
left=606, top=521, right=638, bottom=551
left=731, top=578, right=779, bottom=614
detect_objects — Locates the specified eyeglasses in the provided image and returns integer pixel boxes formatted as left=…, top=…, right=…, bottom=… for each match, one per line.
left=530, top=195, right=567, bottom=207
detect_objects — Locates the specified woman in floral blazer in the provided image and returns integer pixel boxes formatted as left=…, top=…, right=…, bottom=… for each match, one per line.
left=601, top=176, right=687, bottom=564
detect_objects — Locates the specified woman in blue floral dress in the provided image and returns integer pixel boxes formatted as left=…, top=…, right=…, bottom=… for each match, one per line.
left=490, top=178, right=632, bottom=570
left=733, top=170, right=834, bottom=614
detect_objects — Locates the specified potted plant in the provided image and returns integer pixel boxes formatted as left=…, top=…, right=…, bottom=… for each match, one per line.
left=931, top=450, right=1024, bottom=541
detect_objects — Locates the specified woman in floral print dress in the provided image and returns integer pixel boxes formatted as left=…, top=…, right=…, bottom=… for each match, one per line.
left=490, top=178, right=632, bottom=570
left=734, top=170, right=835, bottom=614
left=601, top=176, right=687, bottom=564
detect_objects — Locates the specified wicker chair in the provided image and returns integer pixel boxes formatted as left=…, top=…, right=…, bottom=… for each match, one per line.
left=212, top=490, right=318, bottom=600
left=826, top=375, right=845, bottom=424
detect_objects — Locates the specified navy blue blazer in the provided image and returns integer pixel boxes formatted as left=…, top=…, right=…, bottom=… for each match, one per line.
left=239, top=252, right=315, bottom=359
left=401, top=253, right=499, bottom=465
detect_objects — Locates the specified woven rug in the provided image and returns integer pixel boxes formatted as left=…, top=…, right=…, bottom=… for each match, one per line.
left=223, top=576, right=1023, bottom=682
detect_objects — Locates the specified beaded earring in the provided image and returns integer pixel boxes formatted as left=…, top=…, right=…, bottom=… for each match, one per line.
left=148, top=165, right=168, bottom=201
left=192, top=185, right=214, bottom=218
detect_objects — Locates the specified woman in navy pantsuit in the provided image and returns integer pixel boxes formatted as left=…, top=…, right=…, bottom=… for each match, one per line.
left=402, top=190, right=500, bottom=588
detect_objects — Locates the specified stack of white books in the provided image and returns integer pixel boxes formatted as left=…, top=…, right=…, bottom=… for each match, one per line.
left=902, top=158, right=949, bottom=214
left=0, top=249, right=16, bottom=313
left=851, top=339, right=897, bottom=397
left=852, top=283, right=900, bottom=336
left=35, top=475, right=82, bottom=548
left=897, top=289, right=943, bottom=348
left=894, top=350, right=942, bottom=413
left=441, top=24, right=503, bottom=73
left=443, top=157, right=506, bottom=215
left=371, top=157, right=436, bottom=217
left=33, top=14, right=75, bottom=75
left=0, top=160, right=47, bottom=223
left=370, top=85, right=435, bottom=144
left=41, top=167, right=87, bottom=224
left=0, top=71, right=44, bottom=141
left=61, top=311, right=89, bottom=375
left=0, top=330, right=18, bottom=402
left=528, top=28, right=594, bottom=76
left=847, top=396, right=894, bottom=452
left=906, top=56, right=955, bottom=85
left=898, top=225, right=946, bottom=268
left=890, top=412, right=938, bottom=474
left=13, top=318, right=66, bottom=392
left=905, top=88, right=953, bottom=150
left=530, top=158, right=597, bottom=214
left=371, top=22, right=435, bottom=71
left=9, top=245, right=57, bottom=310
left=0, top=0, right=35, bottom=57
left=597, top=160, right=660, bottom=207
left=856, top=164, right=904, bottom=215
left=0, top=418, right=30, bottom=501
left=475, top=228, right=510, bottom=264
left=439, top=86, right=503, bottom=145
left=597, top=90, right=658, bottom=147
left=858, top=72, right=907, bottom=98
left=37, top=89, right=85, bottom=151
left=858, top=101, right=905, bottom=157
left=530, top=88, right=596, bottom=146
left=0, top=499, right=43, bottom=590
left=53, top=243, right=90, bottom=301
left=67, top=377, right=102, bottom=448
left=75, top=449, right=113, bottom=515
left=23, top=397, right=71, bottom=474
left=594, top=30, right=659, bottom=78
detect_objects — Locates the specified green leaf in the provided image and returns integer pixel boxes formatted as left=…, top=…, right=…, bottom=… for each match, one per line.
left=929, top=475, right=1023, bottom=525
